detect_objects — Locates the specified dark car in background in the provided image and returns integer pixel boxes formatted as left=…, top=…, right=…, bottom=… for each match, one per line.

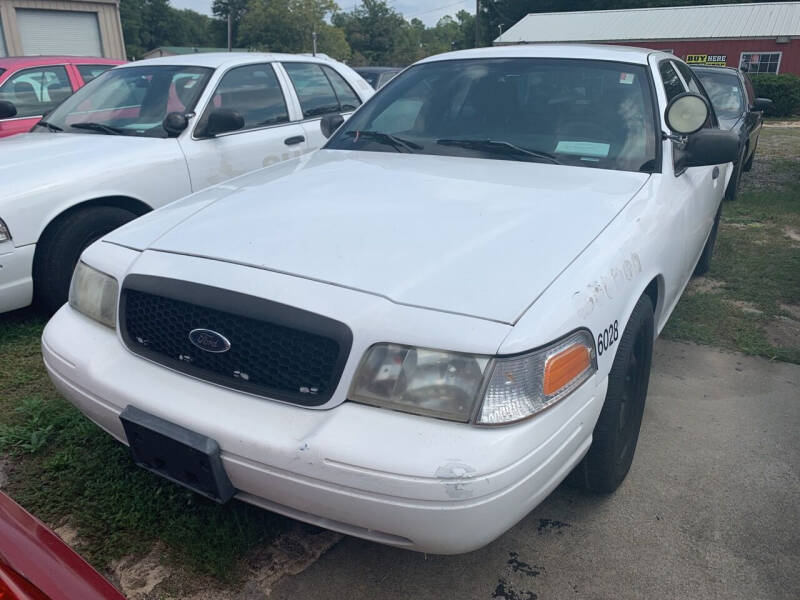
left=692, top=65, right=772, bottom=201
left=354, top=66, right=402, bottom=89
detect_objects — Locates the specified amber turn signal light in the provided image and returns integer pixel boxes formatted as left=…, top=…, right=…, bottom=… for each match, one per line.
left=543, top=343, right=592, bottom=396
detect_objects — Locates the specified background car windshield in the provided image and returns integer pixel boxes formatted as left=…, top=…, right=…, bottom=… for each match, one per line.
left=327, top=58, right=657, bottom=172
left=43, top=65, right=212, bottom=137
left=694, top=70, right=745, bottom=120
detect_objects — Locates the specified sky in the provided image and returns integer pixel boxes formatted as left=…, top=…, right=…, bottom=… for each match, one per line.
left=169, top=0, right=475, bottom=27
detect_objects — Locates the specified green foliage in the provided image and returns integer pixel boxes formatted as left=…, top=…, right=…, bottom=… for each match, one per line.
left=239, top=0, right=350, bottom=61
left=120, top=0, right=224, bottom=60
left=749, top=74, right=800, bottom=117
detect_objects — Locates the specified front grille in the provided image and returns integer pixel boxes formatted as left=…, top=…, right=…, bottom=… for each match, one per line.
left=120, top=276, right=352, bottom=406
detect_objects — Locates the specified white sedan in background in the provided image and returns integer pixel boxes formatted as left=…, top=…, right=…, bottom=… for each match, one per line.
left=43, top=45, right=738, bottom=554
left=0, top=52, right=372, bottom=314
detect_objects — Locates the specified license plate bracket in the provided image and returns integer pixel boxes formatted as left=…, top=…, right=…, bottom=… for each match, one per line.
left=119, top=406, right=235, bottom=503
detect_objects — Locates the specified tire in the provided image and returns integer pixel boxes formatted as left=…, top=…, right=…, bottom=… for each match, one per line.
left=742, top=139, right=757, bottom=172
left=570, top=294, right=654, bottom=493
left=693, top=202, right=722, bottom=277
left=724, top=149, right=745, bottom=202
left=33, top=206, right=137, bottom=314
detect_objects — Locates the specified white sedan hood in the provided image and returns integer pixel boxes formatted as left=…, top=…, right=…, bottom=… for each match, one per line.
left=0, top=132, right=171, bottom=205
left=110, top=150, right=649, bottom=324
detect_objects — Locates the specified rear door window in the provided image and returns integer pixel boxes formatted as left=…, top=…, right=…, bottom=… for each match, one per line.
left=282, top=62, right=343, bottom=118
left=77, top=64, right=113, bottom=84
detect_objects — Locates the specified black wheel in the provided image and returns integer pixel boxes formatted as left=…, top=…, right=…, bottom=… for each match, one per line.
left=724, top=149, right=745, bottom=202
left=693, top=202, right=722, bottom=276
left=33, top=206, right=137, bottom=314
left=571, top=294, right=654, bottom=493
left=742, top=140, right=756, bottom=172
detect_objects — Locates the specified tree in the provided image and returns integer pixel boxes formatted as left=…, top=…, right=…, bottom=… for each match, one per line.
left=332, top=0, right=407, bottom=65
left=238, top=0, right=351, bottom=60
left=212, top=0, right=249, bottom=47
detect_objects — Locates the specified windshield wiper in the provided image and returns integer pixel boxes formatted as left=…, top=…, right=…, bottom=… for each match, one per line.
left=71, top=122, right=125, bottom=135
left=346, top=130, right=422, bottom=152
left=35, top=120, right=63, bottom=132
left=436, top=138, right=560, bottom=164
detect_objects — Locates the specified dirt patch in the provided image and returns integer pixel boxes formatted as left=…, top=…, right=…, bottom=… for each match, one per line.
left=781, top=304, right=800, bottom=320
left=728, top=300, right=763, bottom=316
left=763, top=120, right=800, bottom=128
left=687, top=277, right=726, bottom=295
left=112, top=544, right=172, bottom=600
left=765, top=316, right=800, bottom=350
left=784, top=227, right=800, bottom=242
left=53, top=523, right=81, bottom=549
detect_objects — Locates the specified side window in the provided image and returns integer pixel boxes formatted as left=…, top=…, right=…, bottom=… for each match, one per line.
left=77, top=64, right=113, bottom=84
left=673, top=61, right=702, bottom=95
left=322, top=66, right=361, bottom=112
left=283, top=62, right=340, bottom=118
left=0, top=65, right=71, bottom=118
left=658, top=61, right=686, bottom=102
left=200, top=63, right=289, bottom=132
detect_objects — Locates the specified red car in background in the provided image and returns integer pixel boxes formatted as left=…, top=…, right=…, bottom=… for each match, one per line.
left=0, top=491, right=125, bottom=600
left=0, top=56, right=124, bottom=138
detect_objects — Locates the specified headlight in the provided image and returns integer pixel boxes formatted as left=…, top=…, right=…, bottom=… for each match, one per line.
left=349, top=330, right=596, bottom=425
left=68, top=261, right=119, bottom=328
left=478, top=329, right=597, bottom=425
left=0, top=218, right=10, bottom=243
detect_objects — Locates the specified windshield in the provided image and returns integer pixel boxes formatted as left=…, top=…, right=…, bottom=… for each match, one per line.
left=694, top=70, right=745, bottom=120
left=40, top=65, right=213, bottom=137
left=327, top=58, right=657, bottom=173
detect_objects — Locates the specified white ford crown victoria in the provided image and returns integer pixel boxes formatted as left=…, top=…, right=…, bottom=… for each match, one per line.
left=0, top=52, right=372, bottom=314
left=42, top=45, right=738, bottom=554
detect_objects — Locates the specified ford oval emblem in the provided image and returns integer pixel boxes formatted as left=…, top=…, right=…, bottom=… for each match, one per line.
left=188, top=328, right=231, bottom=353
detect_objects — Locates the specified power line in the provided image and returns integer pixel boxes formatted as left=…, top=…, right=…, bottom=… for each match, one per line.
left=406, top=1, right=469, bottom=20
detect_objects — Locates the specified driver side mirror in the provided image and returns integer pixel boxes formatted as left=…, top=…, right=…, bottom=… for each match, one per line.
left=320, top=113, right=344, bottom=138
left=163, top=112, right=189, bottom=137
left=0, top=101, right=18, bottom=119
left=665, top=93, right=710, bottom=135
left=202, top=109, right=244, bottom=137
left=752, top=97, right=772, bottom=112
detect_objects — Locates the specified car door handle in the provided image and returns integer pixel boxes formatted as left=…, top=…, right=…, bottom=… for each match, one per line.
left=712, top=166, right=720, bottom=180
left=284, top=136, right=305, bottom=146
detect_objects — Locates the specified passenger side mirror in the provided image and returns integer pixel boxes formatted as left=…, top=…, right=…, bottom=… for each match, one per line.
left=163, top=112, right=189, bottom=137
left=320, top=113, right=345, bottom=138
left=202, top=109, right=244, bottom=137
left=0, top=101, right=17, bottom=119
left=752, top=98, right=772, bottom=112
left=665, top=93, right=710, bottom=135
left=683, top=129, right=740, bottom=168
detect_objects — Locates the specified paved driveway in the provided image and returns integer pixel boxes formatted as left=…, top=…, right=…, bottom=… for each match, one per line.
left=266, top=340, right=799, bottom=600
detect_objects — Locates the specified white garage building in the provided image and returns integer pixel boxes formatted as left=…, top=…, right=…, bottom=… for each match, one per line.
left=0, top=0, right=125, bottom=59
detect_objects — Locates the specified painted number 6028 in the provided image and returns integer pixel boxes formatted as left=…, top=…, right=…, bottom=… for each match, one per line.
left=597, top=320, right=619, bottom=356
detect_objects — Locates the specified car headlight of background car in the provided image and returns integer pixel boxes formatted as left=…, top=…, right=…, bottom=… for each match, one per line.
left=68, top=261, right=119, bottom=329
left=349, top=330, right=597, bottom=425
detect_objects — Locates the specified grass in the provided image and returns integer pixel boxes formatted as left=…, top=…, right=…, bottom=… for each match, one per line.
left=0, top=310, right=290, bottom=581
left=662, top=127, right=800, bottom=363
left=0, top=126, right=797, bottom=590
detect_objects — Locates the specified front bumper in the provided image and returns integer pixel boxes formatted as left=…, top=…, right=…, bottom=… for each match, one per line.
left=42, top=305, right=607, bottom=554
left=0, top=243, right=35, bottom=313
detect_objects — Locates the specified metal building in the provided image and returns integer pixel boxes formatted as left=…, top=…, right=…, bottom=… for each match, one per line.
left=495, top=2, right=800, bottom=75
left=0, top=0, right=125, bottom=60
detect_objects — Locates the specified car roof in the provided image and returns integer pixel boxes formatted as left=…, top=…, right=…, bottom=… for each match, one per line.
left=355, top=66, right=401, bottom=73
left=418, top=44, right=655, bottom=65
left=0, top=56, right=124, bottom=69
left=116, top=52, right=341, bottom=70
